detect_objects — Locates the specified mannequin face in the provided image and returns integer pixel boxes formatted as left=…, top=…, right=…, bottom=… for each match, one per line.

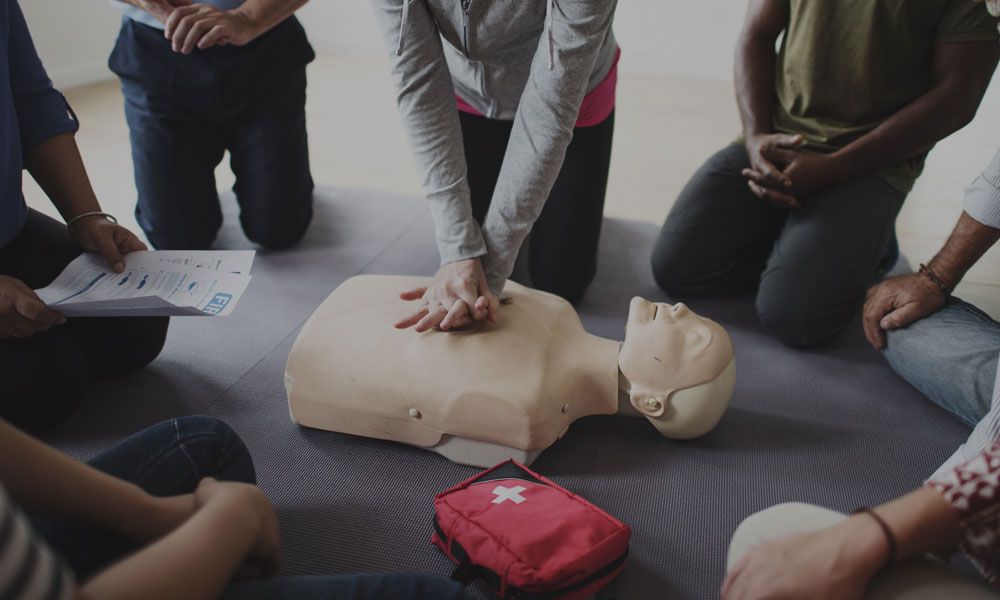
left=620, top=297, right=733, bottom=418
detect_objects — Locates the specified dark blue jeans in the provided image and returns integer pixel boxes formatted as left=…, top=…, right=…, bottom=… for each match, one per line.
left=33, top=416, right=466, bottom=600
left=109, top=17, right=315, bottom=250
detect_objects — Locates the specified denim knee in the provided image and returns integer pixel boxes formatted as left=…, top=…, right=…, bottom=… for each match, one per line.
left=172, top=416, right=256, bottom=485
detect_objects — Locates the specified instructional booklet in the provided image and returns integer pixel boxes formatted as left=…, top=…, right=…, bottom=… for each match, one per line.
left=34, top=250, right=255, bottom=317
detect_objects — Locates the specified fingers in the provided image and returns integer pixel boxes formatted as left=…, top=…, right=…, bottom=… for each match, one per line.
left=96, top=232, right=126, bottom=273
left=862, top=289, right=892, bottom=349
left=878, top=302, right=931, bottom=334
left=773, top=133, right=804, bottom=149
left=758, top=144, right=799, bottom=169
left=414, top=305, right=447, bottom=333
left=394, top=306, right=429, bottom=329
left=746, top=180, right=801, bottom=209
left=116, top=229, right=148, bottom=254
left=399, top=287, right=428, bottom=301
left=439, top=299, right=470, bottom=331
left=197, top=24, right=228, bottom=49
left=180, top=16, right=215, bottom=54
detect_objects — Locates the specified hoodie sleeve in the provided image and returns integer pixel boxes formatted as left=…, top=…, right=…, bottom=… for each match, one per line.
left=370, top=0, right=487, bottom=266
left=479, top=0, right=617, bottom=294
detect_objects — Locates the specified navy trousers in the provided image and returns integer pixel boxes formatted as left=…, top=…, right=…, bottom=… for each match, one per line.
left=109, top=17, right=316, bottom=250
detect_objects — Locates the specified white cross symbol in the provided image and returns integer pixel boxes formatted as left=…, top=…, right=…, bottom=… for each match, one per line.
left=491, top=485, right=527, bottom=505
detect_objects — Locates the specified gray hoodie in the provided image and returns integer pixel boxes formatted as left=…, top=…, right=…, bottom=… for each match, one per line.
left=371, top=0, right=618, bottom=293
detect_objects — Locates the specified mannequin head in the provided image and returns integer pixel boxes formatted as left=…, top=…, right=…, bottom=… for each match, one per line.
left=619, top=297, right=735, bottom=438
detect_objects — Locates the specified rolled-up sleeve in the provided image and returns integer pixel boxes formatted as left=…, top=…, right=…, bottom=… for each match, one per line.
left=6, top=0, right=78, bottom=158
left=965, top=148, right=1000, bottom=230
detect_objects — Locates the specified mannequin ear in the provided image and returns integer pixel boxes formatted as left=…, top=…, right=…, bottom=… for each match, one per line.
left=630, top=391, right=667, bottom=418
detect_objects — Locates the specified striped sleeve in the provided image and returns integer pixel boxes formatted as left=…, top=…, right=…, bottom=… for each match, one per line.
left=964, top=148, right=1000, bottom=230
left=0, top=485, right=74, bottom=600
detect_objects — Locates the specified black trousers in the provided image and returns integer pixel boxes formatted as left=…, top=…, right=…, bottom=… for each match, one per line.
left=460, top=109, right=615, bottom=305
left=651, top=143, right=905, bottom=348
left=0, top=210, right=169, bottom=433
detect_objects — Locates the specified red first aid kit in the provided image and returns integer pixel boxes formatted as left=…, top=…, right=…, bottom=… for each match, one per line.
left=432, top=460, right=630, bottom=599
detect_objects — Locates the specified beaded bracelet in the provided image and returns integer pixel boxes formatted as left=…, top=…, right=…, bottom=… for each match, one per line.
left=66, top=211, right=117, bottom=235
left=853, top=507, right=898, bottom=568
left=918, top=263, right=952, bottom=296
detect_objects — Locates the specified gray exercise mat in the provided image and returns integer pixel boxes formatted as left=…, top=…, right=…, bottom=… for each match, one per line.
left=44, top=187, right=973, bottom=599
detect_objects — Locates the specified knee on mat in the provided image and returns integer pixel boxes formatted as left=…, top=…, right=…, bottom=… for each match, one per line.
left=651, top=242, right=704, bottom=297
left=242, top=207, right=313, bottom=250
left=96, top=317, right=169, bottom=376
left=756, top=296, right=845, bottom=349
left=172, top=415, right=256, bottom=484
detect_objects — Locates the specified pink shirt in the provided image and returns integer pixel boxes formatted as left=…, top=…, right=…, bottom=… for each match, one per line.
left=456, top=47, right=620, bottom=128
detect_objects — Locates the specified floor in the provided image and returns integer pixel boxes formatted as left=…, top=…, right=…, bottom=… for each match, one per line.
left=23, top=53, right=1000, bottom=317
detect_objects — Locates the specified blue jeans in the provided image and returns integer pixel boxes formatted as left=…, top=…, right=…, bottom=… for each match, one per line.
left=109, top=17, right=315, bottom=250
left=33, top=416, right=466, bottom=599
left=883, top=297, right=1000, bottom=428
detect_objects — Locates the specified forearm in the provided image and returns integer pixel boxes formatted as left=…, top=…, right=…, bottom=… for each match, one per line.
left=79, top=499, right=256, bottom=600
left=926, top=211, right=1000, bottom=289
left=828, top=44, right=999, bottom=183
left=735, top=33, right=777, bottom=141
left=23, top=131, right=103, bottom=223
left=815, top=487, right=962, bottom=583
left=233, top=0, right=309, bottom=39
left=0, top=420, right=159, bottom=538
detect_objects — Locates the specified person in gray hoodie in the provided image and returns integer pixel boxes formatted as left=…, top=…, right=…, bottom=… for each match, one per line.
left=372, top=0, right=619, bottom=332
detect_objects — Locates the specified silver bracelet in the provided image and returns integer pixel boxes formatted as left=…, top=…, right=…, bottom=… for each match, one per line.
left=66, top=211, right=117, bottom=235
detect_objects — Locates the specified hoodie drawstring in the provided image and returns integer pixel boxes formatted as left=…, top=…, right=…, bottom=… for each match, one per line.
left=546, top=0, right=554, bottom=70
left=396, top=0, right=410, bottom=56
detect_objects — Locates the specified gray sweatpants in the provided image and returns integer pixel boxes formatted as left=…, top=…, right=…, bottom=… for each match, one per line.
left=651, top=143, right=905, bottom=348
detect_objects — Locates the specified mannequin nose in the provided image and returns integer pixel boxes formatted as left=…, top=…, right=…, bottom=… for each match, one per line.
left=672, top=303, right=689, bottom=315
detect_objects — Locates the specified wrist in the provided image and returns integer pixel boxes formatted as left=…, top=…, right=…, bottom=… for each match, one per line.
left=924, top=260, right=960, bottom=293
left=66, top=211, right=116, bottom=237
left=841, top=510, right=896, bottom=576
left=231, top=7, right=266, bottom=42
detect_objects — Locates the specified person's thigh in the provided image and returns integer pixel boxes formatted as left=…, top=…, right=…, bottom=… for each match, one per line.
left=222, top=573, right=468, bottom=600
left=526, top=110, right=614, bottom=305
left=756, top=174, right=905, bottom=348
left=728, top=503, right=1000, bottom=600
left=651, top=143, right=787, bottom=297
left=224, top=65, right=314, bottom=249
left=0, top=210, right=164, bottom=432
left=33, top=416, right=255, bottom=579
left=458, top=111, right=511, bottom=226
left=111, top=20, right=227, bottom=250
left=883, top=298, right=1000, bottom=428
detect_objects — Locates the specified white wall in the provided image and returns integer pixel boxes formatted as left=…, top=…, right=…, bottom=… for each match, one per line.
left=23, top=1, right=751, bottom=89
left=20, top=1, right=121, bottom=89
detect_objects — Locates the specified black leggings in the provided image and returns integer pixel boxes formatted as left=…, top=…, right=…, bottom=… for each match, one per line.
left=460, top=109, right=615, bottom=305
left=0, top=210, right=169, bottom=433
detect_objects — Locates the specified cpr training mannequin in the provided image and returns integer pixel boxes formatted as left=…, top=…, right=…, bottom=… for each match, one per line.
left=286, top=275, right=735, bottom=467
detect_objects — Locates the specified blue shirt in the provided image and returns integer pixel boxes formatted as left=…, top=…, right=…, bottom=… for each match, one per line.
left=0, top=0, right=78, bottom=248
left=110, top=0, right=245, bottom=30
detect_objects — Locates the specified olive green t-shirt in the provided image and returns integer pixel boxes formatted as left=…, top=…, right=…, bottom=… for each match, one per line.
left=772, top=0, right=998, bottom=193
